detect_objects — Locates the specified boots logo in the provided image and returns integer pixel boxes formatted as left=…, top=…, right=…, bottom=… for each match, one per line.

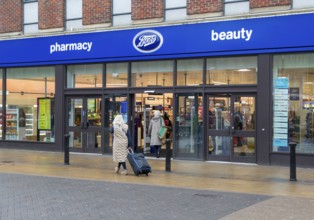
left=133, top=30, right=163, bottom=53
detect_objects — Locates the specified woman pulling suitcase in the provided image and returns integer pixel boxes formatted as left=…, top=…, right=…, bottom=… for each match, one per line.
left=110, top=114, right=131, bottom=175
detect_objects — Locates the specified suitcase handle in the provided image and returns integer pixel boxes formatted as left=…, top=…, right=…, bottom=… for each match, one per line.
left=128, top=148, right=134, bottom=154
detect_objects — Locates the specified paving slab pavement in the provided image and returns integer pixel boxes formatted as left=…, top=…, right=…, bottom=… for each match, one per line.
left=221, top=196, right=314, bottom=220
left=0, top=149, right=314, bottom=219
left=0, top=173, right=271, bottom=220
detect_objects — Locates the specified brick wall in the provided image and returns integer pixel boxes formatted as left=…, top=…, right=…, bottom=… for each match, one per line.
left=39, top=0, right=64, bottom=30
left=250, top=0, right=291, bottom=9
left=0, top=0, right=22, bottom=33
left=83, top=0, right=112, bottom=25
left=132, top=0, right=164, bottom=20
left=187, top=0, right=223, bottom=15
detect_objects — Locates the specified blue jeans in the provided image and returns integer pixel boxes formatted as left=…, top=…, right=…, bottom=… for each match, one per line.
left=152, top=145, right=161, bottom=158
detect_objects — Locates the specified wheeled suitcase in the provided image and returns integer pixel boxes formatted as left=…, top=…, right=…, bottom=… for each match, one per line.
left=127, top=149, right=152, bottom=176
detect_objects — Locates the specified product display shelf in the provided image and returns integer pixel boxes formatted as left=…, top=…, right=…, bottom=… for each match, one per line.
left=25, top=113, right=34, bottom=136
left=6, top=108, right=19, bottom=140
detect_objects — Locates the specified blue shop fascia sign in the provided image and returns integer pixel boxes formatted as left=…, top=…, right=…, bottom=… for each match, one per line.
left=1, top=13, right=314, bottom=67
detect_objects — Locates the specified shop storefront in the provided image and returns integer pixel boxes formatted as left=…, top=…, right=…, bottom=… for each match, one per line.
left=0, top=13, right=314, bottom=166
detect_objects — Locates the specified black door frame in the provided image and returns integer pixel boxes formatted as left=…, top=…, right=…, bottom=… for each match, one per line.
left=102, top=93, right=129, bottom=154
left=129, top=88, right=174, bottom=156
left=173, top=92, right=204, bottom=160
left=65, top=95, right=102, bottom=153
left=206, top=93, right=257, bottom=163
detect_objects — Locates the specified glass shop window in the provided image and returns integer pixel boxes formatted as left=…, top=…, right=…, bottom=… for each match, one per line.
left=131, top=60, right=174, bottom=87
left=206, top=56, right=257, bottom=85
left=6, top=66, right=56, bottom=142
left=273, top=53, right=314, bottom=154
left=67, top=64, right=103, bottom=88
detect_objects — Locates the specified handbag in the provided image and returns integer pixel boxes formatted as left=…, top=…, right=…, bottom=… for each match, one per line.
left=158, top=118, right=167, bottom=139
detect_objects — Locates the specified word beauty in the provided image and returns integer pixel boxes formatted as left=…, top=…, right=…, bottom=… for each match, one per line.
left=50, top=42, right=93, bottom=54
left=211, top=28, right=253, bottom=42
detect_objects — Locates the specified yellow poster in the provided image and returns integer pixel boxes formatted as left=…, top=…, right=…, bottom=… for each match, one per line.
left=38, top=99, right=51, bottom=130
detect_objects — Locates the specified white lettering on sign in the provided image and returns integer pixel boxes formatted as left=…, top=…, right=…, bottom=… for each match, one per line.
left=137, top=35, right=157, bottom=48
left=50, top=42, right=93, bottom=54
left=211, top=28, right=253, bottom=42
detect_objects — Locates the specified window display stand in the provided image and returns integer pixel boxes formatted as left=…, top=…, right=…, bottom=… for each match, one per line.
left=25, top=113, right=34, bottom=137
left=6, top=108, right=19, bottom=140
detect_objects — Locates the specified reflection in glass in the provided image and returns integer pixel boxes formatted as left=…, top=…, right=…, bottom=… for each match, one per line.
left=208, top=95, right=255, bottom=158
left=177, top=59, right=203, bottom=86
left=176, top=94, right=202, bottom=159
left=273, top=53, right=314, bottom=154
left=68, top=131, right=101, bottom=150
left=233, top=137, right=255, bottom=156
left=87, top=132, right=101, bottom=149
left=206, top=56, right=257, bottom=85
left=234, top=97, right=255, bottom=131
left=208, top=97, right=231, bottom=130
left=131, top=60, right=173, bottom=87
left=6, top=66, right=55, bottom=142
left=208, top=136, right=231, bottom=156
left=68, top=98, right=82, bottom=127
left=69, top=131, right=82, bottom=148
left=67, top=64, right=102, bottom=88
left=106, top=63, right=128, bottom=88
